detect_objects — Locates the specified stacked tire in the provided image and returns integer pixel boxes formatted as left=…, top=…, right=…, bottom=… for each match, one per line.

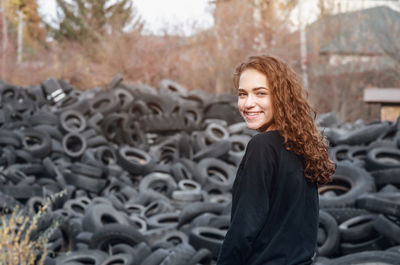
left=316, top=112, right=400, bottom=264
left=0, top=77, right=400, bottom=264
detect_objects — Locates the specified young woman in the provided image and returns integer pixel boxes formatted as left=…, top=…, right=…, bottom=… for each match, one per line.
left=216, top=55, right=335, bottom=265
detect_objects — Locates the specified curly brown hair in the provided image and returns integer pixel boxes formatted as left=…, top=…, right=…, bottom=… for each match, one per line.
left=233, top=55, right=335, bottom=185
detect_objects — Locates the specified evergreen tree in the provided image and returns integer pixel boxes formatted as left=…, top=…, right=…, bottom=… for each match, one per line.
left=51, top=0, right=141, bottom=42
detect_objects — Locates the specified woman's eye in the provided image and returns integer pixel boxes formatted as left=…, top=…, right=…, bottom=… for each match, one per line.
left=238, top=93, right=246, bottom=97
left=257, top=92, right=266, bottom=96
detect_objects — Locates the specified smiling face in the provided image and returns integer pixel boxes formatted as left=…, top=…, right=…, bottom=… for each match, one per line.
left=238, top=68, right=275, bottom=132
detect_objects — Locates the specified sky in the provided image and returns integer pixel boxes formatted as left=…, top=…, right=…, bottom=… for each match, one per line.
left=37, top=0, right=215, bottom=35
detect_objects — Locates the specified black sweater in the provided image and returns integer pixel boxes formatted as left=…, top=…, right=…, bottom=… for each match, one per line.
left=216, top=131, right=319, bottom=265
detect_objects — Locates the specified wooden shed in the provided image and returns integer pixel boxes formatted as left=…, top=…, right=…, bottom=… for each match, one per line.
left=363, top=88, right=400, bottom=122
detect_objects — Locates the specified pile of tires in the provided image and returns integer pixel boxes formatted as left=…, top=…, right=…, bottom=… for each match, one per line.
left=315, top=112, right=400, bottom=264
left=0, top=76, right=399, bottom=265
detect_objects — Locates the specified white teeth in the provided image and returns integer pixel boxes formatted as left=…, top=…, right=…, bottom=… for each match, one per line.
left=245, top=112, right=261, bottom=116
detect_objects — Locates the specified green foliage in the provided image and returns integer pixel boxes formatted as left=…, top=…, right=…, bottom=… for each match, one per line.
left=50, top=0, right=142, bottom=42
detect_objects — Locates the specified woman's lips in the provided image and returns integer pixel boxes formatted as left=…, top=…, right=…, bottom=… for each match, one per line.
left=244, top=111, right=262, bottom=120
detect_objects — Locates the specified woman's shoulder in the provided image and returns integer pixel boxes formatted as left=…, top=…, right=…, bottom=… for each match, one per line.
left=248, top=130, right=283, bottom=147
left=245, top=131, right=284, bottom=157
left=242, top=131, right=282, bottom=170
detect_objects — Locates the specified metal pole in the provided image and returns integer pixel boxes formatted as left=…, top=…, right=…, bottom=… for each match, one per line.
left=17, top=10, right=23, bottom=64
left=299, top=0, right=309, bottom=92
left=1, top=0, right=8, bottom=79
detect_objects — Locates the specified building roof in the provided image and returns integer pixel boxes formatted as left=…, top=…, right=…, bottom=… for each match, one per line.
left=307, top=6, right=400, bottom=56
left=364, top=88, right=400, bottom=103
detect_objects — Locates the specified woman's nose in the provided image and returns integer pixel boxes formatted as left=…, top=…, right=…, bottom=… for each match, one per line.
left=244, top=95, right=256, bottom=108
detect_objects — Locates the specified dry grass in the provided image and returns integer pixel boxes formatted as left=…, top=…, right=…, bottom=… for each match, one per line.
left=0, top=192, right=65, bottom=265
left=0, top=207, right=48, bottom=265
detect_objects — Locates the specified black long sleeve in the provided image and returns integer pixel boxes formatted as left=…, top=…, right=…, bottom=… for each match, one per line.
left=216, top=131, right=319, bottom=265
left=216, top=133, right=278, bottom=265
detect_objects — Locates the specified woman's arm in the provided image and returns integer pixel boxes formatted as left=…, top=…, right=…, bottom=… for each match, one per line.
left=216, top=135, right=278, bottom=265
